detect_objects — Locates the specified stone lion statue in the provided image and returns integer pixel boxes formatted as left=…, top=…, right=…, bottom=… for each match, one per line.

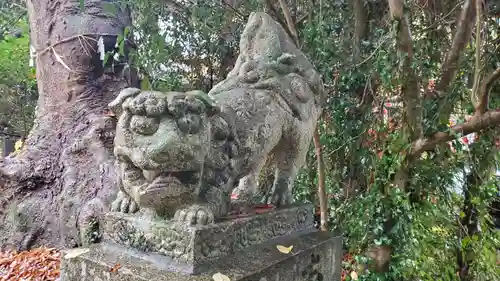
left=109, top=12, right=325, bottom=226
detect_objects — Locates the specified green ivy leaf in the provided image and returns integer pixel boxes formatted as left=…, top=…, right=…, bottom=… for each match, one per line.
left=124, top=26, right=131, bottom=38
left=140, top=77, right=151, bottom=90
left=119, top=39, right=125, bottom=56
left=102, top=52, right=110, bottom=67
left=459, top=211, right=466, bottom=218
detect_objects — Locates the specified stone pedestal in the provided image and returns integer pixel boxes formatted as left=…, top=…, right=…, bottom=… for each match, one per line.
left=60, top=204, right=342, bottom=281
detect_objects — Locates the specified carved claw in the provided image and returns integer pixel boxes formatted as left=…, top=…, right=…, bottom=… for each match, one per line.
left=111, top=191, right=139, bottom=213
left=174, top=204, right=215, bottom=226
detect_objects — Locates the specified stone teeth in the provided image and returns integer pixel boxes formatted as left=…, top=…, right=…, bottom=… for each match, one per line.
left=142, top=170, right=161, bottom=181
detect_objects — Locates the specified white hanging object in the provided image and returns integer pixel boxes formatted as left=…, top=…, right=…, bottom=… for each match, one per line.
left=98, top=36, right=105, bottom=61
left=29, top=45, right=36, bottom=67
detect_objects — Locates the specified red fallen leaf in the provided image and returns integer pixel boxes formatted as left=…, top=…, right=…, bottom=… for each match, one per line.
left=110, top=263, right=121, bottom=273
left=254, top=204, right=275, bottom=214
left=254, top=204, right=275, bottom=209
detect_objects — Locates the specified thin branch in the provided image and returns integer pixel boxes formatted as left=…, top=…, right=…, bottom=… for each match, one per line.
left=411, top=110, right=500, bottom=156
left=220, top=0, right=247, bottom=19
left=263, top=0, right=294, bottom=41
left=420, top=1, right=465, bottom=32
left=476, top=68, right=500, bottom=114
left=277, top=0, right=299, bottom=45
left=313, top=128, right=328, bottom=232
left=352, top=36, right=390, bottom=68
left=388, top=0, right=421, bottom=140
left=0, top=11, right=27, bottom=38
left=435, top=0, right=475, bottom=95
left=471, top=0, right=483, bottom=109
left=295, top=12, right=309, bottom=25
left=353, top=0, right=367, bottom=62
left=388, top=0, right=404, bottom=19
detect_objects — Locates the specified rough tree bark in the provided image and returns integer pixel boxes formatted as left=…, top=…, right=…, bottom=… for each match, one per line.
left=0, top=0, right=133, bottom=250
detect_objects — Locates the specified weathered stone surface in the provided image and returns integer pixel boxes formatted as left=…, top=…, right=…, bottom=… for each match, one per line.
left=60, top=230, right=342, bottom=281
left=59, top=11, right=339, bottom=281
left=107, top=11, right=326, bottom=226
left=103, top=204, right=313, bottom=272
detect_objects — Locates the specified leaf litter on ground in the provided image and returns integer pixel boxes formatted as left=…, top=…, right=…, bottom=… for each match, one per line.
left=0, top=247, right=60, bottom=281
left=0, top=247, right=356, bottom=281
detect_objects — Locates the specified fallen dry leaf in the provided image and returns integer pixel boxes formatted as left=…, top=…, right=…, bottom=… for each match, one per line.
left=212, top=272, right=231, bottom=281
left=0, top=247, right=60, bottom=281
left=64, top=248, right=90, bottom=259
left=276, top=245, right=293, bottom=254
left=110, top=263, right=121, bottom=273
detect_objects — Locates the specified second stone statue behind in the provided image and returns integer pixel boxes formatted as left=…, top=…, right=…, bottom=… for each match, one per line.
left=108, top=12, right=326, bottom=226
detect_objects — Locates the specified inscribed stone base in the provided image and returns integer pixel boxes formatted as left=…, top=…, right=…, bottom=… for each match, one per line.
left=102, top=204, right=314, bottom=274
left=60, top=230, right=342, bottom=281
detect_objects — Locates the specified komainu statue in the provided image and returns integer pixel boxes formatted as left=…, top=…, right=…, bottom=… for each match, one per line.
left=108, top=12, right=325, bottom=226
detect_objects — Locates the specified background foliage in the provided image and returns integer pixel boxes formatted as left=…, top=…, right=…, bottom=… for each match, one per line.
left=1, top=1, right=499, bottom=281
left=0, top=5, right=37, bottom=136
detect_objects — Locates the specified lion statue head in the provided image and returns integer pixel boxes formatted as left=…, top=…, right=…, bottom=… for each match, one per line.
left=108, top=88, right=238, bottom=218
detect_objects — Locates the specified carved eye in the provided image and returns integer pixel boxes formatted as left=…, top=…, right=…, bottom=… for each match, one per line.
left=130, top=115, right=160, bottom=135
left=176, top=113, right=202, bottom=134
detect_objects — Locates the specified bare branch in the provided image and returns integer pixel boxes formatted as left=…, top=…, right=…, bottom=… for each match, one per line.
left=0, top=11, right=27, bottom=38
left=313, top=130, right=328, bottom=231
left=435, top=0, right=475, bottom=94
left=221, top=0, right=247, bottom=19
left=420, top=1, right=465, bottom=32
left=471, top=0, right=483, bottom=108
left=263, top=0, right=295, bottom=41
left=353, top=0, right=367, bottom=62
left=476, top=68, right=500, bottom=114
left=411, top=110, right=500, bottom=156
left=387, top=0, right=422, bottom=202
left=277, top=0, right=299, bottom=45
left=295, top=12, right=309, bottom=25
left=388, top=0, right=421, bottom=139
left=388, top=0, right=404, bottom=19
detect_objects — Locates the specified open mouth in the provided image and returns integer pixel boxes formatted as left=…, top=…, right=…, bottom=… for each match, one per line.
left=142, top=170, right=199, bottom=188
left=118, top=153, right=201, bottom=206
left=137, top=170, right=200, bottom=210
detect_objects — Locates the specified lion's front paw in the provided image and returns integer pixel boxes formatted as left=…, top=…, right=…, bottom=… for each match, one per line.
left=174, top=204, right=215, bottom=226
left=111, top=191, right=139, bottom=213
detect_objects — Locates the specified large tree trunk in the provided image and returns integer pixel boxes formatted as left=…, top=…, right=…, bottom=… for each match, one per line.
left=0, top=0, right=133, bottom=250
